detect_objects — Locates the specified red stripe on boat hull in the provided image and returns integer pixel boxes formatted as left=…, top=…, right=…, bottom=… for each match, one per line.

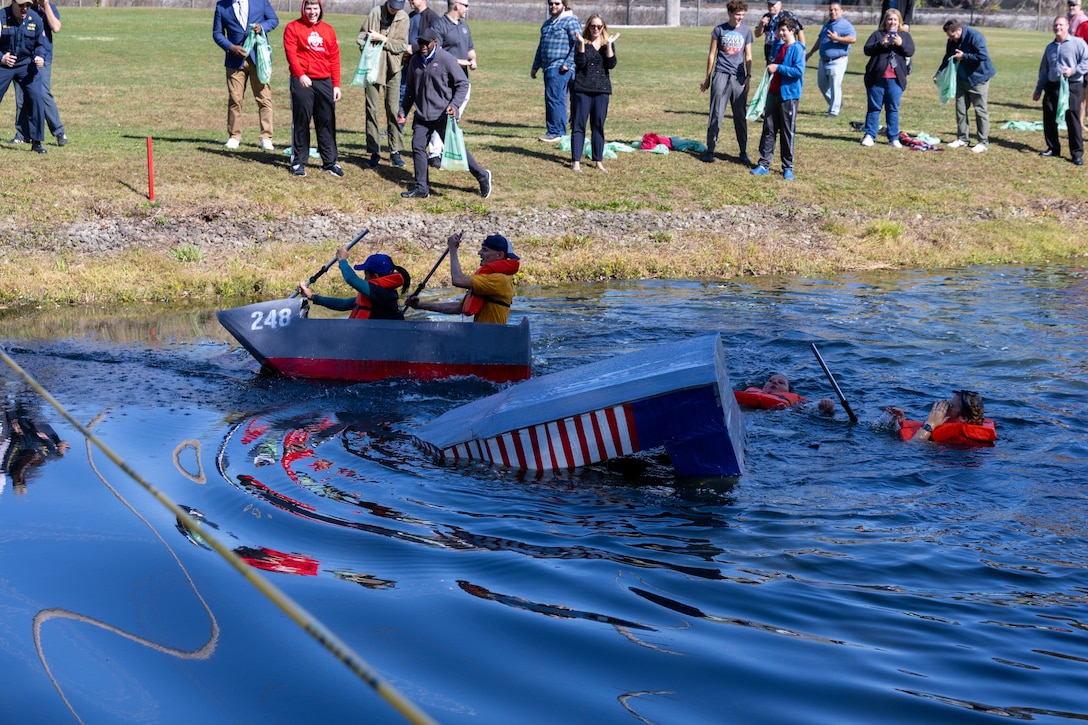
left=265, top=358, right=531, bottom=384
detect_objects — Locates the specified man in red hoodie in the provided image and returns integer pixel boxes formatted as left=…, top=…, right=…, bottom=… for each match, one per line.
left=283, top=0, right=343, bottom=177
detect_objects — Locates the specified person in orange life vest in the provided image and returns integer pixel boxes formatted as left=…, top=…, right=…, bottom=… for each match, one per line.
left=405, top=232, right=518, bottom=324
left=888, top=389, right=996, bottom=444
left=735, top=373, right=835, bottom=414
left=297, top=249, right=411, bottom=320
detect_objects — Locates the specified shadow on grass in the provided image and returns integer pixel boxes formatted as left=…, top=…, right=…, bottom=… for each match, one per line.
left=466, top=118, right=540, bottom=133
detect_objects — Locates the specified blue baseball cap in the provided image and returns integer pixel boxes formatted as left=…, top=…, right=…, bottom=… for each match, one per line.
left=354, top=254, right=394, bottom=274
left=481, top=234, right=519, bottom=260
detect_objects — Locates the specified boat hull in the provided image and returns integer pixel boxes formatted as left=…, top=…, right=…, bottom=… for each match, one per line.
left=413, top=334, right=746, bottom=477
left=217, top=298, right=532, bottom=383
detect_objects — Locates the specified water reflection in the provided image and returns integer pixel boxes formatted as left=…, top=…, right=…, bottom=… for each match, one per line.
left=0, top=402, right=68, bottom=496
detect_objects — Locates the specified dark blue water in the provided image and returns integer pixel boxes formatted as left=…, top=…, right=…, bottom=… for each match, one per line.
left=2, top=266, right=1087, bottom=723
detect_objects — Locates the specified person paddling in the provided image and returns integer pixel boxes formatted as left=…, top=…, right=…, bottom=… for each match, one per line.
left=405, top=232, right=519, bottom=324
left=888, top=389, right=996, bottom=444
left=297, top=248, right=411, bottom=320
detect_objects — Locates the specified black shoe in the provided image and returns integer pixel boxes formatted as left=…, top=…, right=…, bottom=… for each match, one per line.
left=31, top=142, right=46, bottom=154
left=700, top=150, right=715, bottom=163
left=401, top=188, right=429, bottom=198
left=1075, top=157, right=1084, bottom=166
left=428, top=155, right=441, bottom=169
left=290, top=164, right=306, bottom=176
left=1040, top=149, right=1057, bottom=157
left=323, top=163, right=345, bottom=177
left=478, top=169, right=492, bottom=199
left=390, top=152, right=405, bottom=168
left=56, top=133, right=68, bottom=147
left=739, top=152, right=752, bottom=166
left=366, top=153, right=380, bottom=168
left=9, top=136, right=23, bottom=144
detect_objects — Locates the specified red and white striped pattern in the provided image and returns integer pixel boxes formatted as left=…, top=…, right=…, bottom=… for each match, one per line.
left=440, top=405, right=640, bottom=471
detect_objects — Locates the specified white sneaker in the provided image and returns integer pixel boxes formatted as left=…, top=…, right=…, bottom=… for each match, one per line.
left=947, top=138, right=968, bottom=148
left=861, top=135, right=875, bottom=147
left=971, top=143, right=987, bottom=154
left=260, top=138, right=275, bottom=151
left=890, top=139, right=903, bottom=148
left=225, top=137, right=240, bottom=150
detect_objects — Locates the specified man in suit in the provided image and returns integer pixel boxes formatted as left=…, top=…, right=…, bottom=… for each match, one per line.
left=213, top=0, right=279, bottom=150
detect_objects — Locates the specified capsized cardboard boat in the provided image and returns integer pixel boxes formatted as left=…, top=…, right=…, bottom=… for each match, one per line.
left=413, top=334, right=745, bottom=477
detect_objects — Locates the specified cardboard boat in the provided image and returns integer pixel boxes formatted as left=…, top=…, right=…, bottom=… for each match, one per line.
left=217, top=298, right=532, bottom=383
left=413, top=334, right=746, bottom=477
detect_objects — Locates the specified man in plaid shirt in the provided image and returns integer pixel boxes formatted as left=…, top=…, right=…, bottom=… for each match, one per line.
left=531, top=0, right=580, bottom=142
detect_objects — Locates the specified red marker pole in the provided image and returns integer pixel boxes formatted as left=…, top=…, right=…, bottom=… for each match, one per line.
left=146, top=136, right=155, bottom=202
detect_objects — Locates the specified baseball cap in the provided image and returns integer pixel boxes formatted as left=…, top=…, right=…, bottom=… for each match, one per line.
left=419, top=27, right=441, bottom=44
left=354, top=254, right=395, bottom=275
left=388, top=0, right=406, bottom=9
left=481, top=234, right=519, bottom=260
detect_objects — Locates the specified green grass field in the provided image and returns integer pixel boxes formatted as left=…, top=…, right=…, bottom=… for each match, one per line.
left=1, top=8, right=1085, bottom=305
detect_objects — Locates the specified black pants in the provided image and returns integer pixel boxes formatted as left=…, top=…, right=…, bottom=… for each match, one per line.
left=410, top=114, right=482, bottom=194
left=1042, top=79, right=1084, bottom=162
left=290, top=76, right=338, bottom=168
left=570, top=91, right=609, bottom=163
left=758, top=93, right=797, bottom=171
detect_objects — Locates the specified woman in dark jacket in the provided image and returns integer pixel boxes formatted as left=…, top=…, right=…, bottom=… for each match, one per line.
left=570, top=15, right=619, bottom=173
left=861, top=8, right=914, bottom=148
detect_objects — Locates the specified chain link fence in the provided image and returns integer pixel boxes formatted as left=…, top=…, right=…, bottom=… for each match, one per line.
left=58, top=0, right=1074, bottom=30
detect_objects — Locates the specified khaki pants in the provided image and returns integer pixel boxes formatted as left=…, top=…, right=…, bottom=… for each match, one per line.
left=226, top=59, right=273, bottom=141
left=364, top=77, right=403, bottom=155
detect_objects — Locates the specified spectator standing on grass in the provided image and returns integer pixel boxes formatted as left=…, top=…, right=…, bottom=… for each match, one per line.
left=1033, top=16, right=1088, bottom=166
left=881, top=0, right=914, bottom=30
left=805, top=2, right=855, bottom=118
left=397, top=27, right=492, bottom=199
left=700, top=0, right=752, bottom=165
left=861, top=8, right=914, bottom=149
left=754, top=0, right=803, bottom=66
left=751, top=16, right=804, bottom=180
left=429, top=0, right=475, bottom=164
left=404, top=0, right=441, bottom=110
left=213, top=0, right=279, bottom=151
left=934, top=19, right=994, bottom=154
left=13, top=0, right=66, bottom=147
left=1069, top=0, right=1087, bottom=33
left=283, top=0, right=343, bottom=177
left=359, top=0, right=410, bottom=169
left=569, top=15, right=617, bottom=173
left=531, top=0, right=580, bottom=143
left=0, top=0, right=48, bottom=154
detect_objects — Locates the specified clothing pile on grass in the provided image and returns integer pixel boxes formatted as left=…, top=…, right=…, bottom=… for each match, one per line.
left=636, top=133, right=706, bottom=155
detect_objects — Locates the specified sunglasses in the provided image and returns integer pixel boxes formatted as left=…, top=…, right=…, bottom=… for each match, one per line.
left=18, top=2, right=32, bottom=7
left=588, top=24, right=603, bottom=29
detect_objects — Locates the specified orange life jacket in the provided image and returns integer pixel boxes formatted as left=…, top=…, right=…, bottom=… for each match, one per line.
left=461, top=259, right=520, bottom=317
left=349, top=273, right=404, bottom=320
left=733, top=388, right=806, bottom=410
left=899, top=419, right=997, bottom=445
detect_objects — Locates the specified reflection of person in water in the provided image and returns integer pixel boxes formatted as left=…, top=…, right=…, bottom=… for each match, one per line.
left=888, top=389, right=996, bottom=444
left=734, top=373, right=835, bottom=414
left=0, top=406, right=68, bottom=495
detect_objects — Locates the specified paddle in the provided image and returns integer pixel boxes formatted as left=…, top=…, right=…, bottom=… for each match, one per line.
left=289, top=228, right=370, bottom=299
left=401, top=245, right=452, bottom=313
left=810, top=342, right=858, bottom=424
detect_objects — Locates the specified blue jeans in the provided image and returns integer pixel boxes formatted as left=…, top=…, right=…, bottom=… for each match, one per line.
left=817, top=56, right=849, bottom=116
left=543, top=65, right=573, bottom=136
left=865, top=77, right=903, bottom=140
left=14, top=59, right=62, bottom=141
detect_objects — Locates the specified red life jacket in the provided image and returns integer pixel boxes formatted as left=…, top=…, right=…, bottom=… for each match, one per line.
left=349, top=273, right=404, bottom=320
left=734, top=388, right=806, bottom=410
left=461, top=259, right=520, bottom=317
left=899, top=419, right=997, bottom=445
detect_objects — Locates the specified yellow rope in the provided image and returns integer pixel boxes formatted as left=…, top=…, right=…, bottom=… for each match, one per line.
left=1, top=349, right=438, bottom=725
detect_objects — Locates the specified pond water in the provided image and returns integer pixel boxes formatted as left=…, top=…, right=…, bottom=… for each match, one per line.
left=2, top=266, right=1087, bottom=724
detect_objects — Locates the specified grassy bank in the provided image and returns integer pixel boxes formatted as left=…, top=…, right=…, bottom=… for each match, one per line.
left=2, top=8, right=1086, bottom=307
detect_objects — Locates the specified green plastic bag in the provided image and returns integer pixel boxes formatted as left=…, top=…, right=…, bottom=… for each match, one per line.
left=241, top=28, right=273, bottom=84
left=1057, top=76, right=1069, bottom=131
left=352, top=40, right=384, bottom=87
left=745, top=70, right=771, bottom=121
left=935, top=60, right=956, bottom=105
left=440, top=115, right=469, bottom=171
